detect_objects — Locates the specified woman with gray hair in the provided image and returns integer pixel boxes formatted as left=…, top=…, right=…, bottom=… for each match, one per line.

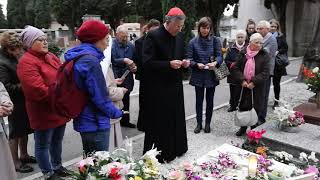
left=0, top=82, right=16, bottom=180
left=17, top=26, right=69, bottom=179
left=233, top=33, right=270, bottom=136
left=0, top=31, right=35, bottom=173
left=225, top=30, right=248, bottom=112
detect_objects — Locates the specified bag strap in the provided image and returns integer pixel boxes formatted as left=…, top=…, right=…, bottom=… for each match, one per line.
left=236, top=87, right=254, bottom=109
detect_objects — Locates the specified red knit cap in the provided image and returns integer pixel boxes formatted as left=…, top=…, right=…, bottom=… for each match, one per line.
left=76, top=20, right=109, bottom=43
left=167, top=7, right=185, bottom=16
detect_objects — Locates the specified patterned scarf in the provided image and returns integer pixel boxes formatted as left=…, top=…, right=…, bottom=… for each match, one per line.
left=244, top=46, right=259, bottom=81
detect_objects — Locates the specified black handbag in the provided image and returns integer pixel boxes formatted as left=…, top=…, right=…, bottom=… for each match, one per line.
left=275, top=53, right=289, bottom=67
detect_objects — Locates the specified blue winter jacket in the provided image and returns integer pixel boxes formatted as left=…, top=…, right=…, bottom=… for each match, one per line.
left=187, top=36, right=223, bottom=87
left=111, top=38, right=135, bottom=91
left=64, top=43, right=122, bottom=132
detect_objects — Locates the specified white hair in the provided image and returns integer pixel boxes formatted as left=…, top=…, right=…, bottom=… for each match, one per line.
left=257, top=20, right=271, bottom=29
left=249, top=33, right=263, bottom=42
left=116, top=25, right=128, bottom=33
left=165, top=15, right=186, bottom=23
left=236, top=30, right=246, bottom=37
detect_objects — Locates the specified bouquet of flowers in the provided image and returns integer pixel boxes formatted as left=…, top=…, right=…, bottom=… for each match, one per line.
left=70, top=148, right=161, bottom=180
left=242, top=129, right=267, bottom=155
left=167, top=152, right=238, bottom=180
left=273, top=100, right=305, bottom=127
left=303, top=67, right=320, bottom=93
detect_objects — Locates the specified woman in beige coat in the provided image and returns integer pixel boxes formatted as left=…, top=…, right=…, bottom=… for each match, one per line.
left=0, top=81, right=16, bottom=180
left=101, top=35, right=127, bottom=150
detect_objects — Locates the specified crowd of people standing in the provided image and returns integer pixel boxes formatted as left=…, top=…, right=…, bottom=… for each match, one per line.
left=0, top=6, right=289, bottom=180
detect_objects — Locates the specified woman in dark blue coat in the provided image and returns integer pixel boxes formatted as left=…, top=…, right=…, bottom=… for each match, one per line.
left=187, top=17, right=222, bottom=134
left=224, top=30, right=248, bottom=112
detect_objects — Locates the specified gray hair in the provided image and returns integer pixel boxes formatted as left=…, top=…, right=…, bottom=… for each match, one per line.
left=257, top=20, right=271, bottom=29
left=116, top=25, right=128, bottom=33
left=249, top=33, right=263, bottom=42
left=165, top=15, right=186, bottom=23
left=236, top=30, right=246, bottom=37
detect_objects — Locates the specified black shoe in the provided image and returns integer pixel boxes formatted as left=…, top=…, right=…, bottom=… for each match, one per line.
left=20, top=155, right=37, bottom=164
left=194, top=124, right=202, bottom=134
left=272, top=102, right=279, bottom=110
left=235, top=127, right=247, bottom=136
left=120, top=122, right=136, bottom=128
left=54, top=166, right=71, bottom=177
left=227, top=107, right=237, bottom=112
left=15, top=163, right=34, bottom=173
left=46, top=173, right=62, bottom=180
left=204, top=124, right=211, bottom=133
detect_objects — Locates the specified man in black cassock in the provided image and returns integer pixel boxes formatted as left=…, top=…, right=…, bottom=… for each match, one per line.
left=141, top=7, right=190, bottom=163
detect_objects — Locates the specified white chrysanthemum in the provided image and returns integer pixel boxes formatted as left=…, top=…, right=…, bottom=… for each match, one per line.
left=312, top=67, right=319, bottom=73
left=94, top=151, right=110, bottom=160
left=99, top=165, right=110, bottom=176
left=299, top=152, right=308, bottom=161
left=308, top=152, right=319, bottom=163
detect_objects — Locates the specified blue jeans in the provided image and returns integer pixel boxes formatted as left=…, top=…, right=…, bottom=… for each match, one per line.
left=34, top=125, right=66, bottom=176
left=195, top=86, right=215, bottom=125
left=259, top=76, right=271, bottom=123
left=80, top=130, right=110, bottom=156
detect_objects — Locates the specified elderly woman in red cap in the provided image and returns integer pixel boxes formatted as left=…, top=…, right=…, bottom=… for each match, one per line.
left=17, top=26, right=69, bottom=179
left=141, top=7, right=190, bottom=163
left=64, top=20, right=122, bottom=156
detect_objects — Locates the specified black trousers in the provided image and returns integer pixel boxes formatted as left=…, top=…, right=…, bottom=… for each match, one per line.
left=273, top=75, right=282, bottom=101
left=229, top=84, right=241, bottom=108
left=195, top=86, right=215, bottom=125
left=121, top=91, right=130, bottom=123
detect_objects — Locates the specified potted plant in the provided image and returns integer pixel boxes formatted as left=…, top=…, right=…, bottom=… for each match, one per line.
left=303, top=66, right=320, bottom=108
left=274, top=100, right=305, bottom=133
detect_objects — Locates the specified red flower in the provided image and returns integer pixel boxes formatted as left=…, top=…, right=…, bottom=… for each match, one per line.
left=109, top=168, right=121, bottom=180
left=303, top=68, right=316, bottom=78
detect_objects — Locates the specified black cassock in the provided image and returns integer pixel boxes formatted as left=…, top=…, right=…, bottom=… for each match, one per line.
left=141, top=25, right=188, bottom=163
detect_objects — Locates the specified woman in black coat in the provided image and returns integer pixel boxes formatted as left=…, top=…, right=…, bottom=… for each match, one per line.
left=270, top=19, right=288, bottom=109
left=224, top=30, right=248, bottom=112
left=0, top=32, right=34, bottom=173
left=233, top=33, right=270, bottom=136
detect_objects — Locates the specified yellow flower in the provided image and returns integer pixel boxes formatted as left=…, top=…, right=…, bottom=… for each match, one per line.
left=134, top=176, right=143, bottom=180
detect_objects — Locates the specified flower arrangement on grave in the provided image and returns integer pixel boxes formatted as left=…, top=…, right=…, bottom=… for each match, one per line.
left=242, top=129, right=267, bottom=155
left=303, top=66, right=320, bottom=108
left=273, top=100, right=305, bottom=129
left=167, top=152, right=238, bottom=179
left=69, top=148, right=161, bottom=180
left=298, top=152, right=320, bottom=179
left=246, top=155, right=274, bottom=180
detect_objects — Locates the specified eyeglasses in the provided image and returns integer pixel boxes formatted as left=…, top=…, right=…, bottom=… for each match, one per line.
left=36, top=38, right=48, bottom=43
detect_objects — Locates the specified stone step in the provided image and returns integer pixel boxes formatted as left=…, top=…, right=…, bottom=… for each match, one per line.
left=293, top=103, right=320, bottom=126
left=254, top=120, right=320, bottom=159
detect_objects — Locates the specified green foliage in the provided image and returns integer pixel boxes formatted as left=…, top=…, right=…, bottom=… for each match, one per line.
left=136, top=0, right=163, bottom=22
left=7, top=0, right=27, bottom=28
left=195, top=0, right=239, bottom=36
left=48, top=43, right=64, bottom=57
left=0, top=4, right=7, bottom=28
left=34, top=0, right=51, bottom=28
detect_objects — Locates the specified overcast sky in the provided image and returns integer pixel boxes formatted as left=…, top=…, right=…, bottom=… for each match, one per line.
left=0, top=0, right=7, bottom=16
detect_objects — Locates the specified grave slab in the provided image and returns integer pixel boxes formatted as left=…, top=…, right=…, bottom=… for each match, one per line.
left=254, top=120, right=320, bottom=159
left=293, top=103, right=320, bottom=125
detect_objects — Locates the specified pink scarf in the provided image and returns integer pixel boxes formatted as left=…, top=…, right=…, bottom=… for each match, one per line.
left=244, top=46, right=259, bottom=81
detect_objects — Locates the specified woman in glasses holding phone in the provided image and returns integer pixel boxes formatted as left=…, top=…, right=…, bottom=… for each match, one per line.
left=186, top=17, right=223, bottom=134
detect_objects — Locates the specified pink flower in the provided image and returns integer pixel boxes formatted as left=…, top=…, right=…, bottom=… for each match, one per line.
left=168, top=170, right=184, bottom=180
left=182, top=162, right=194, bottom=171
left=304, top=165, right=319, bottom=175
left=247, top=129, right=266, bottom=144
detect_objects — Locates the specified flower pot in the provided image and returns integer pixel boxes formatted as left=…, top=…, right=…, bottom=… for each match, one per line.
left=279, top=123, right=301, bottom=133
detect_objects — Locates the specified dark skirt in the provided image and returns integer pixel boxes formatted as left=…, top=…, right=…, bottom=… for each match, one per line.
left=8, top=103, right=33, bottom=139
